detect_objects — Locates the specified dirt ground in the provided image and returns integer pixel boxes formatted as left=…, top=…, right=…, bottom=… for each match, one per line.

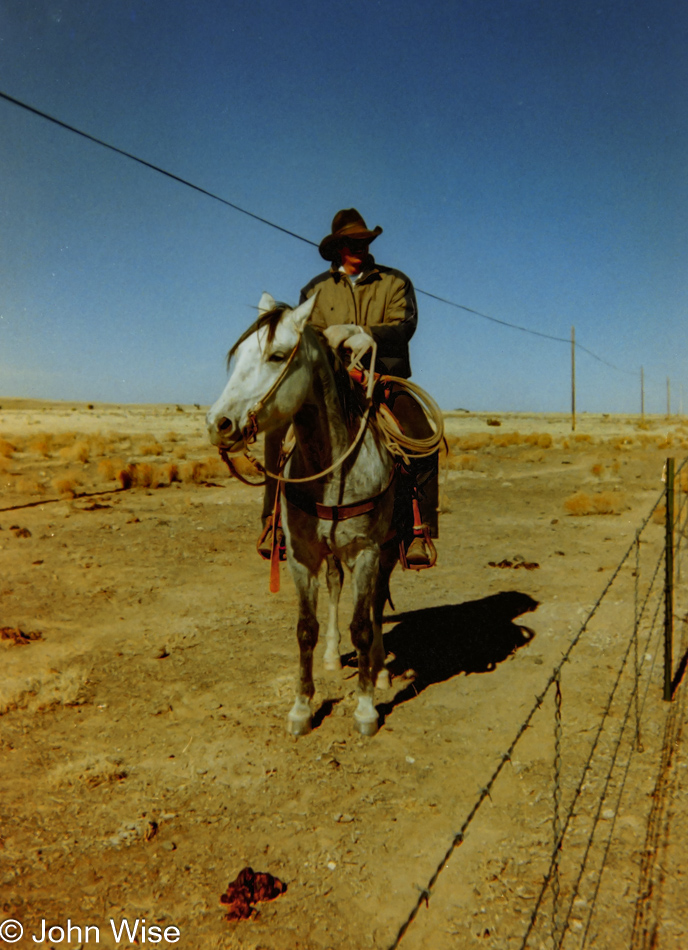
left=1, top=400, right=687, bottom=950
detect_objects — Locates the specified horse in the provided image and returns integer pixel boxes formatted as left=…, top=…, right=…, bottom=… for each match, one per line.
left=206, top=292, right=399, bottom=737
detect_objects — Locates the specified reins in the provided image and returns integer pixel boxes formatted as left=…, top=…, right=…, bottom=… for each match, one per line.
left=217, top=323, right=445, bottom=488
left=221, top=331, right=379, bottom=485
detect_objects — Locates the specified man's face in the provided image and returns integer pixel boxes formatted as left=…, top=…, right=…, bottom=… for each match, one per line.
left=338, top=240, right=369, bottom=275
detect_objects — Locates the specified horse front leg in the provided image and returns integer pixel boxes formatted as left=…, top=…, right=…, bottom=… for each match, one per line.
left=350, top=547, right=383, bottom=736
left=371, top=544, right=398, bottom=690
left=323, top=555, right=344, bottom=671
left=287, top=561, right=319, bottom=736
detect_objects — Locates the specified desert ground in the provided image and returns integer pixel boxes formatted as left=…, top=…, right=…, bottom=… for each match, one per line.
left=1, top=399, right=687, bottom=949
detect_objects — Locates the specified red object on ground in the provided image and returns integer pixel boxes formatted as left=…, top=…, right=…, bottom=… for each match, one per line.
left=220, top=867, right=287, bottom=921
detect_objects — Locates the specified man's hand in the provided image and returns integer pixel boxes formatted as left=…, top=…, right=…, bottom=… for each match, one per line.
left=324, top=324, right=372, bottom=351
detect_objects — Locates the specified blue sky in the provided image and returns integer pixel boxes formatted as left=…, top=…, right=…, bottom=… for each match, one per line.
left=0, top=0, right=686, bottom=412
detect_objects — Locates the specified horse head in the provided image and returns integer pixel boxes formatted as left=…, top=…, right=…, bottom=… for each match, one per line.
left=207, top=292, right=317, bottom=450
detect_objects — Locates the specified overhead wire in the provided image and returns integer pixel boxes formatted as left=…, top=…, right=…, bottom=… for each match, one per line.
left=0, top=88, right=632, bottom=375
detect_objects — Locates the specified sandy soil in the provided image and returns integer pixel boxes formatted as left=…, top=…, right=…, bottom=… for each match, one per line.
left=1, top=401, right=687, bottom=949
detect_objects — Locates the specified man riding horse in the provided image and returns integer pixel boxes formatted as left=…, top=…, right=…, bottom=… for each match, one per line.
left=260, top=208, right=439, bottom=567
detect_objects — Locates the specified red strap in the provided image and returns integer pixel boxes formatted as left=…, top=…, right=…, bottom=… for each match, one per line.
left=269, top=491, right=282, bottom=593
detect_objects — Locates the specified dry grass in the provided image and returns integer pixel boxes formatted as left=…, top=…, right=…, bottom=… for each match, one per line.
left=52, top=476, right=82, bottom=498
left=162, top=462, right=181, bottom=484
left=15, top=477, right=46, bottom=496
left=564, top=490, right=628, bottom=516
left=139, top=442, right=164, bottom=456
left=445, top=453, right=480, bottom=471
left=28, top=435, right=54, bottom=457
left=179, top=457, right=223, bottom=484
left=492, top=431, right=524, bottom=448
left=59, top=440, right=91, bottom=463
left=447, top=433, right=491, bottom=452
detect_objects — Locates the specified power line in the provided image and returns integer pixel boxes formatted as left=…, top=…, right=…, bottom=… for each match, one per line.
left=0, top=88, right=631, bottom=375
left=0, top=89, right=317, bottom=248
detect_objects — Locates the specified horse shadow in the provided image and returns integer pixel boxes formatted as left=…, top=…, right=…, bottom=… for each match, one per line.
left=341, top=590, right=539, bottom=724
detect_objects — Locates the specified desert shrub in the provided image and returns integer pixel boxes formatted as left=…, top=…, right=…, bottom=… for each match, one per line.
left=523, top=432, right=553, bottom=448
left=15, top=477, right=46, bottom=496
left=98, top=457, right=126, bottom=481
left=52, top=475, right=81, bottom=498
left=574, top=433, right=593, bottom=443
left=180, top=457, right=223, bottom=484
left=456, top=433, right=491, bottom=451
left=173, top=446, right=187, bottom=460
left=164, top=431, right=179, bottom=442
left=59, top=440, right=90, bottom=463
left=161, top=462, right=181, bottom=484
left=135, top=463, right=157, bottom=488
left=564, top=490, right=628, bottom=516
left=139, top=442, right=164, bottom=456
left=0, top=439, right=16, bottom=458
left=591, top=463, right=604, bottom=477
left=29, top=435, right=53, bottom=457
left=456, top=454, right=478, bottom=470
left=492, top=431, right=523, bottom=448
left=117, top=464, right=136, bottom=490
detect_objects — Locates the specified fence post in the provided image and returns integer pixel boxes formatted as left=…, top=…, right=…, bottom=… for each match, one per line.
left=664, top=457, right=675, bottom=701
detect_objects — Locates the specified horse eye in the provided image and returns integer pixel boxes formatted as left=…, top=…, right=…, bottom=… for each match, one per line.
left=268, top=352, right=287, bottom=363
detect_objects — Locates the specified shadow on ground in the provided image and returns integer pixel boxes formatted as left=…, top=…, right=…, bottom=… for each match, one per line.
left=343, top=590, right=539, bottom=724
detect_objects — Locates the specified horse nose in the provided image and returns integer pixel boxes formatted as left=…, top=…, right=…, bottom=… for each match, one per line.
left=207, top=409, right=236, bottom=445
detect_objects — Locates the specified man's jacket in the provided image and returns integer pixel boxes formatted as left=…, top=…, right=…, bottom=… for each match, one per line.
left=299, top=256, right=418, bottom=378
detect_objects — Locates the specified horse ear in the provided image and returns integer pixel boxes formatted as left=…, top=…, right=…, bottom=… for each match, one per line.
left=258, top=292, right=277, bottom=315
left=289, top=292, right=318, bottom=333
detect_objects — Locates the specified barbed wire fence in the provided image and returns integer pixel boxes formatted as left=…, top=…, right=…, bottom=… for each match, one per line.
left=388, top=456, right=688, bottom=949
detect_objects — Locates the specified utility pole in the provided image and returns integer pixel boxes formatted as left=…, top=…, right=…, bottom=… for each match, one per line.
left=641, top=366, right=645, bottom=420
left=571, top=326, right=576, bottom=432
left=667, top=377, right=671, bottom=416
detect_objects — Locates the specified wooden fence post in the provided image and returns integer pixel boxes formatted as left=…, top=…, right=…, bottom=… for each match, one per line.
left=664, top=457, right=675, bottom=701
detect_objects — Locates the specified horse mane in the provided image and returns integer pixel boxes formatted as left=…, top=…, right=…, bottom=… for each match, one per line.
left=226, top=305, right=290, bottom=369
left=226, top=307, right=368, bottom=434
left=308, top=326, right=369, bottom=434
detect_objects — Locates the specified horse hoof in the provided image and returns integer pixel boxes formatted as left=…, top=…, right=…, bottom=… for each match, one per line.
left=375, top=669, right=391, bottom=690
left=323, top=655, right=342, bottom=672
left=287, top=715, right=312, bottom=737
left=354, top=715, right=379, bottom=737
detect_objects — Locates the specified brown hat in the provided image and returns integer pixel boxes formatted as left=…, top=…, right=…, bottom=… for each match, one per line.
left=318, top=208, right=383, bottom=261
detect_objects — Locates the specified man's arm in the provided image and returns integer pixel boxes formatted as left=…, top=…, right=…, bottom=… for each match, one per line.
left=368, top=271, right=418, bottom=353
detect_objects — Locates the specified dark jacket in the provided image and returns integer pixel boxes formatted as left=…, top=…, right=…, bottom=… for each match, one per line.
left=299, top=256, right=418, bottom=378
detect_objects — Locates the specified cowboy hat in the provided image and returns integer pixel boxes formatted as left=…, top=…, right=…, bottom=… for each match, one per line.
left=318, top=208, right=383, bottom=261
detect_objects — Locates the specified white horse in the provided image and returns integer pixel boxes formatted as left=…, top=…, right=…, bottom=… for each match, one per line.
left=207, top=293, right=398, bottom=736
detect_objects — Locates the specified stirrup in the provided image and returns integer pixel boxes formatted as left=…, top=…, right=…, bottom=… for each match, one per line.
left=399, top=530, right=437, bottom=571
left=399, top=496, right=437, bottom=571
left=257, top=516, right=286, bottom=562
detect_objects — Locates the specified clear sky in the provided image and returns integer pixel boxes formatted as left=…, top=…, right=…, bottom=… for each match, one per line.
left=0, top=0, right=686, bottom=413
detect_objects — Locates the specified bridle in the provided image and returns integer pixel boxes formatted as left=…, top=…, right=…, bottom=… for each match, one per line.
left=219, top=327, right=378, bottom=486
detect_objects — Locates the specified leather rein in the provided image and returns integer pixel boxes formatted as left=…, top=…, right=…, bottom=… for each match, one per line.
left=218, top=331, right=385, bottom=512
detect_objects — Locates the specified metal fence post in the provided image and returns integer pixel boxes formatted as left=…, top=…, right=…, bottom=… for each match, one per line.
left=664, top=457, right=675, bottom=701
